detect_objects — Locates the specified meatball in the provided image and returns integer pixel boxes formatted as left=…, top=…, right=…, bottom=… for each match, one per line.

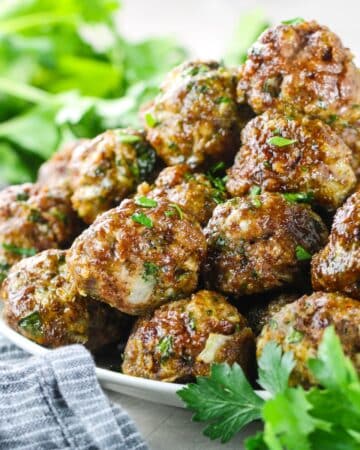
left=143, top=60, right=241, bottom=169
left=238, top=20, right=360, bottom=118
left=136, top=164, right=227, bottom=227
left=69, top=129, right=157, bottom=224
left=243, top=292, right=299, bottom=336
left=122, top=290, right=255, bottom=382
left=226, top=112, right=356, bottom=211
left=1, top=250, right=127, bottom=350
left=312, top=190, right=360, bottom=298
left=67, top=198, right=207, bottom=315
left=203, top=193, right=328, bottom=297
left=0, top=183, right=80, bottom=279
left=37, top=140, right=84, bottom=188
left=257, top=292, right=360, bottom=387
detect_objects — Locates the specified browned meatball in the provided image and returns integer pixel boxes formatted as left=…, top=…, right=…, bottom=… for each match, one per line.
left=136, top=164, right=227, bottom=227
left=312, top=190, right=360, bottom=298
left=203, top=193, right=328, bottom=297
left=226, top=112, right=356, bottom=211
left=37, top=140, right=85, bottom=188
left=69, top=129, right=157, bottom=224
left=143, top=61, right=241, bottom=169
left=243, top=292, right=299, bottom=336
left=257, top=292, right=360, bottom=387
left=68, top=198, right=207, bottom=315
left=0, top=183, right=80, bottom=280
left=1, top=250, right=127, bottom=350
left=238, top=20, right=360, bottom=118
left=122, top=290, right=255, bottom=382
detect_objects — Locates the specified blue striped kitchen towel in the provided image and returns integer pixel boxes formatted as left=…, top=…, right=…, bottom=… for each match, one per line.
left=0, top=334, right=148, bottom=450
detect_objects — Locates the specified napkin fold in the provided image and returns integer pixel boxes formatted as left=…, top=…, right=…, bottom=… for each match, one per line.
left=0, top=335, right=148, bottom=450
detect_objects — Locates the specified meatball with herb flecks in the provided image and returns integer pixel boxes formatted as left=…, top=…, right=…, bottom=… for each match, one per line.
left=238, top=20, right=360, bottom=119
left=203, top=193, right=328, bottom=297
left=0, top=183, right=81, bottom=282
left=69, top=129, right=157, bottom=224
left=136, top=163, right=227, bottom=227
left=67, top=198, right=207, bottom=315
left=257, top=292, right=360, bottom=387
left=1, top=250, right=127, bottom=350
left=143, top=60, right=242, bottom=169
left=311, top=190, right=360, bottom=299
left=226, top=111, right=356, bottom=211
left=122, top=290, right=255, bottom=382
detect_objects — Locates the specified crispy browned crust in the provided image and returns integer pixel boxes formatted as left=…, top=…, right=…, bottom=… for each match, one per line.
left=312, top=190, right=360, bottom=298
left=238, top=20, right=360, bottom=118
left=143, top=61, right=241, bottom=169
left=122, top=290, right=255, bottom=381
left=226, top=111, right=356, bottom=211
left=67, top=198, right=207, bottom=315
left=1, top=249, right=127, bottom=350
left=204, top=193, right=328, bottom=297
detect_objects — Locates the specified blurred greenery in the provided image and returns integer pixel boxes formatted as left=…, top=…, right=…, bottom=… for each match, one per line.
left=0, top=2, right=269, bottom=185
left=0, top=0, right=187, bottom=184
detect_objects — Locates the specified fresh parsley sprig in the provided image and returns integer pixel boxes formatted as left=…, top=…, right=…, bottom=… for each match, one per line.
left=178, top=327, right=360, bottom=449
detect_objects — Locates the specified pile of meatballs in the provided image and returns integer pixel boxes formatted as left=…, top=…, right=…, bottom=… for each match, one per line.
left=1, top=20, right=360, bottom=388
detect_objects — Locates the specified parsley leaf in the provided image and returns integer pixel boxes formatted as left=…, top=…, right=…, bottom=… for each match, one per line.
left=131, top=212, right=153, bottom=228
left=2, top=243, right=36, bottom=256
left=282, top=192, right=314, bottom=204
left=178, top=363, right=264, bottom=443
left=144, top=112, right=159, bottom=128
left=143, top=261, right=159, bottom=281
left=282, top=18, right=305, bottom=25
left=267, top=136, right=298, bottom=147
left=135, top=196, right=158, bottom=208
left=18, top=311, right=43, bottom=337
left=295, top=245, right=312, bottom=261
left=257, top=342, right=295, bottom=395
left=165, top=204, right=183, bottom=219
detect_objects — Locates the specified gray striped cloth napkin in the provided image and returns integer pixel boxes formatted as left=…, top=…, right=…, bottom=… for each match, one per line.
left=0, top=334, right=148, bottom=450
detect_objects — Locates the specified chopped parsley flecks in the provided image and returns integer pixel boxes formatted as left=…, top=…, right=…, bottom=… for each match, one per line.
left=2, top=243, right=36, bottom=257
left=135, top=196, right=158, bottom=208
left=295, top=245, right=312, bottom=261
left=165, top=204, right=183, bottom=219
left=131, top=212, right=153, bottom=228
left=18, top=311, right=43, bottom=337
left=267, top=136, right=298, bottom=147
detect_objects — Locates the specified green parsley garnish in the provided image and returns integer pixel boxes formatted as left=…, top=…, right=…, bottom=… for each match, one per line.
left=295, top=245, right=312, bottom=261
left=286, top=328, right=304, bottom=344
left=283, top=192, right=314, bottom=204
left=115, top=131, right=141, bottom=144
left=215, top=96, right=231, bottom=104
left=157, top=335, right=173, bottom=360
left=51, top=209, right=68, bottom=223
left=18, top=311, right=43, bottom=337
left=131, top=212, right=153, bottom=228
left=2, top=243, right=36, bottom=257
left=250, top=185, right=261, bottom=196
left=143, top=262, right=159, bottom=281
left=28, top=209, right=43, bottom=223
left=251, top=198, right=262, bottom=208
left=135, top=196, right=158, bottom=208
left=145, top=112, right=159, bottom=128
left=16, top=192, right=29, bottom=202
left=282, top=17, right=305, bottom=25
left=165, top=204, right=183, bottom=219
left=178, top=327, right=360, bottom=447
left=267, top=136, right=298, bottom=147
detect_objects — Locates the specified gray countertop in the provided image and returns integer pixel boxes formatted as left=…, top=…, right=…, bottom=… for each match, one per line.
left=107, top=390, right=262, bottom=450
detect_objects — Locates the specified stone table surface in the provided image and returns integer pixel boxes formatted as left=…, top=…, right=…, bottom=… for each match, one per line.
left=107, top=390, right=262, bottom=450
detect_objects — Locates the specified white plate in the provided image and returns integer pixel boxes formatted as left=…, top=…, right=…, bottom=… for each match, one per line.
left=0, top=311, right=268, bottom=408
